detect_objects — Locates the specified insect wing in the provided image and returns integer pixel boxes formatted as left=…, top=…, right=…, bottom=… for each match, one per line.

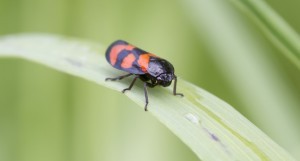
left=106, top=40, right=145, bottom=74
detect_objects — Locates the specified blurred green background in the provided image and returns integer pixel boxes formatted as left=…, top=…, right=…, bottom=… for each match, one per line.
left=0, top=0, right=299, bottom=161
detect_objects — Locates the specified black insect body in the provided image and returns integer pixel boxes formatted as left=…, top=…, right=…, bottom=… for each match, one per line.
left=105, top=40, right=183, bottom=111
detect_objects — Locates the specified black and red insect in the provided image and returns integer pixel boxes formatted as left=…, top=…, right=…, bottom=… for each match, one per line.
left=105, top=40, right=183, bottom=111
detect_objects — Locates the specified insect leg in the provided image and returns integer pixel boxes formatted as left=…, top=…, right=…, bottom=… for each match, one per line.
left=105, top=73, right=133, bottom=81
left=143, top=82, right=156, bottom=111
left=144, top=82, right=149, bottom=111
left=122, top=75, right=139, bottom=93
left=173, top=75, right=184, bottom=97
left=147, top=82, right=157, bottom=88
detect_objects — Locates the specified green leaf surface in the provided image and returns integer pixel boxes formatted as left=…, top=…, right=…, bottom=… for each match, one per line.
left=0, top=34, right=296, bottom=161
left=181, top=0, right=300, bottom=158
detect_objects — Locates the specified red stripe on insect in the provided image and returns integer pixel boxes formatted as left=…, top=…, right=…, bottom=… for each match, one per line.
left=121, top=53, right=135, bottom=68
left=137, top=53, right=156, bottom=73
left=110, top=44, right=135, bottom=65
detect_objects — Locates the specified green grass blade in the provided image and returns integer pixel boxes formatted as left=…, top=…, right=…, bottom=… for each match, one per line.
left=229, top=0, right=300, bottom=69
left=181, top=1, right=300, bottom=158
left=0, top=34, right=296, bottom=161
